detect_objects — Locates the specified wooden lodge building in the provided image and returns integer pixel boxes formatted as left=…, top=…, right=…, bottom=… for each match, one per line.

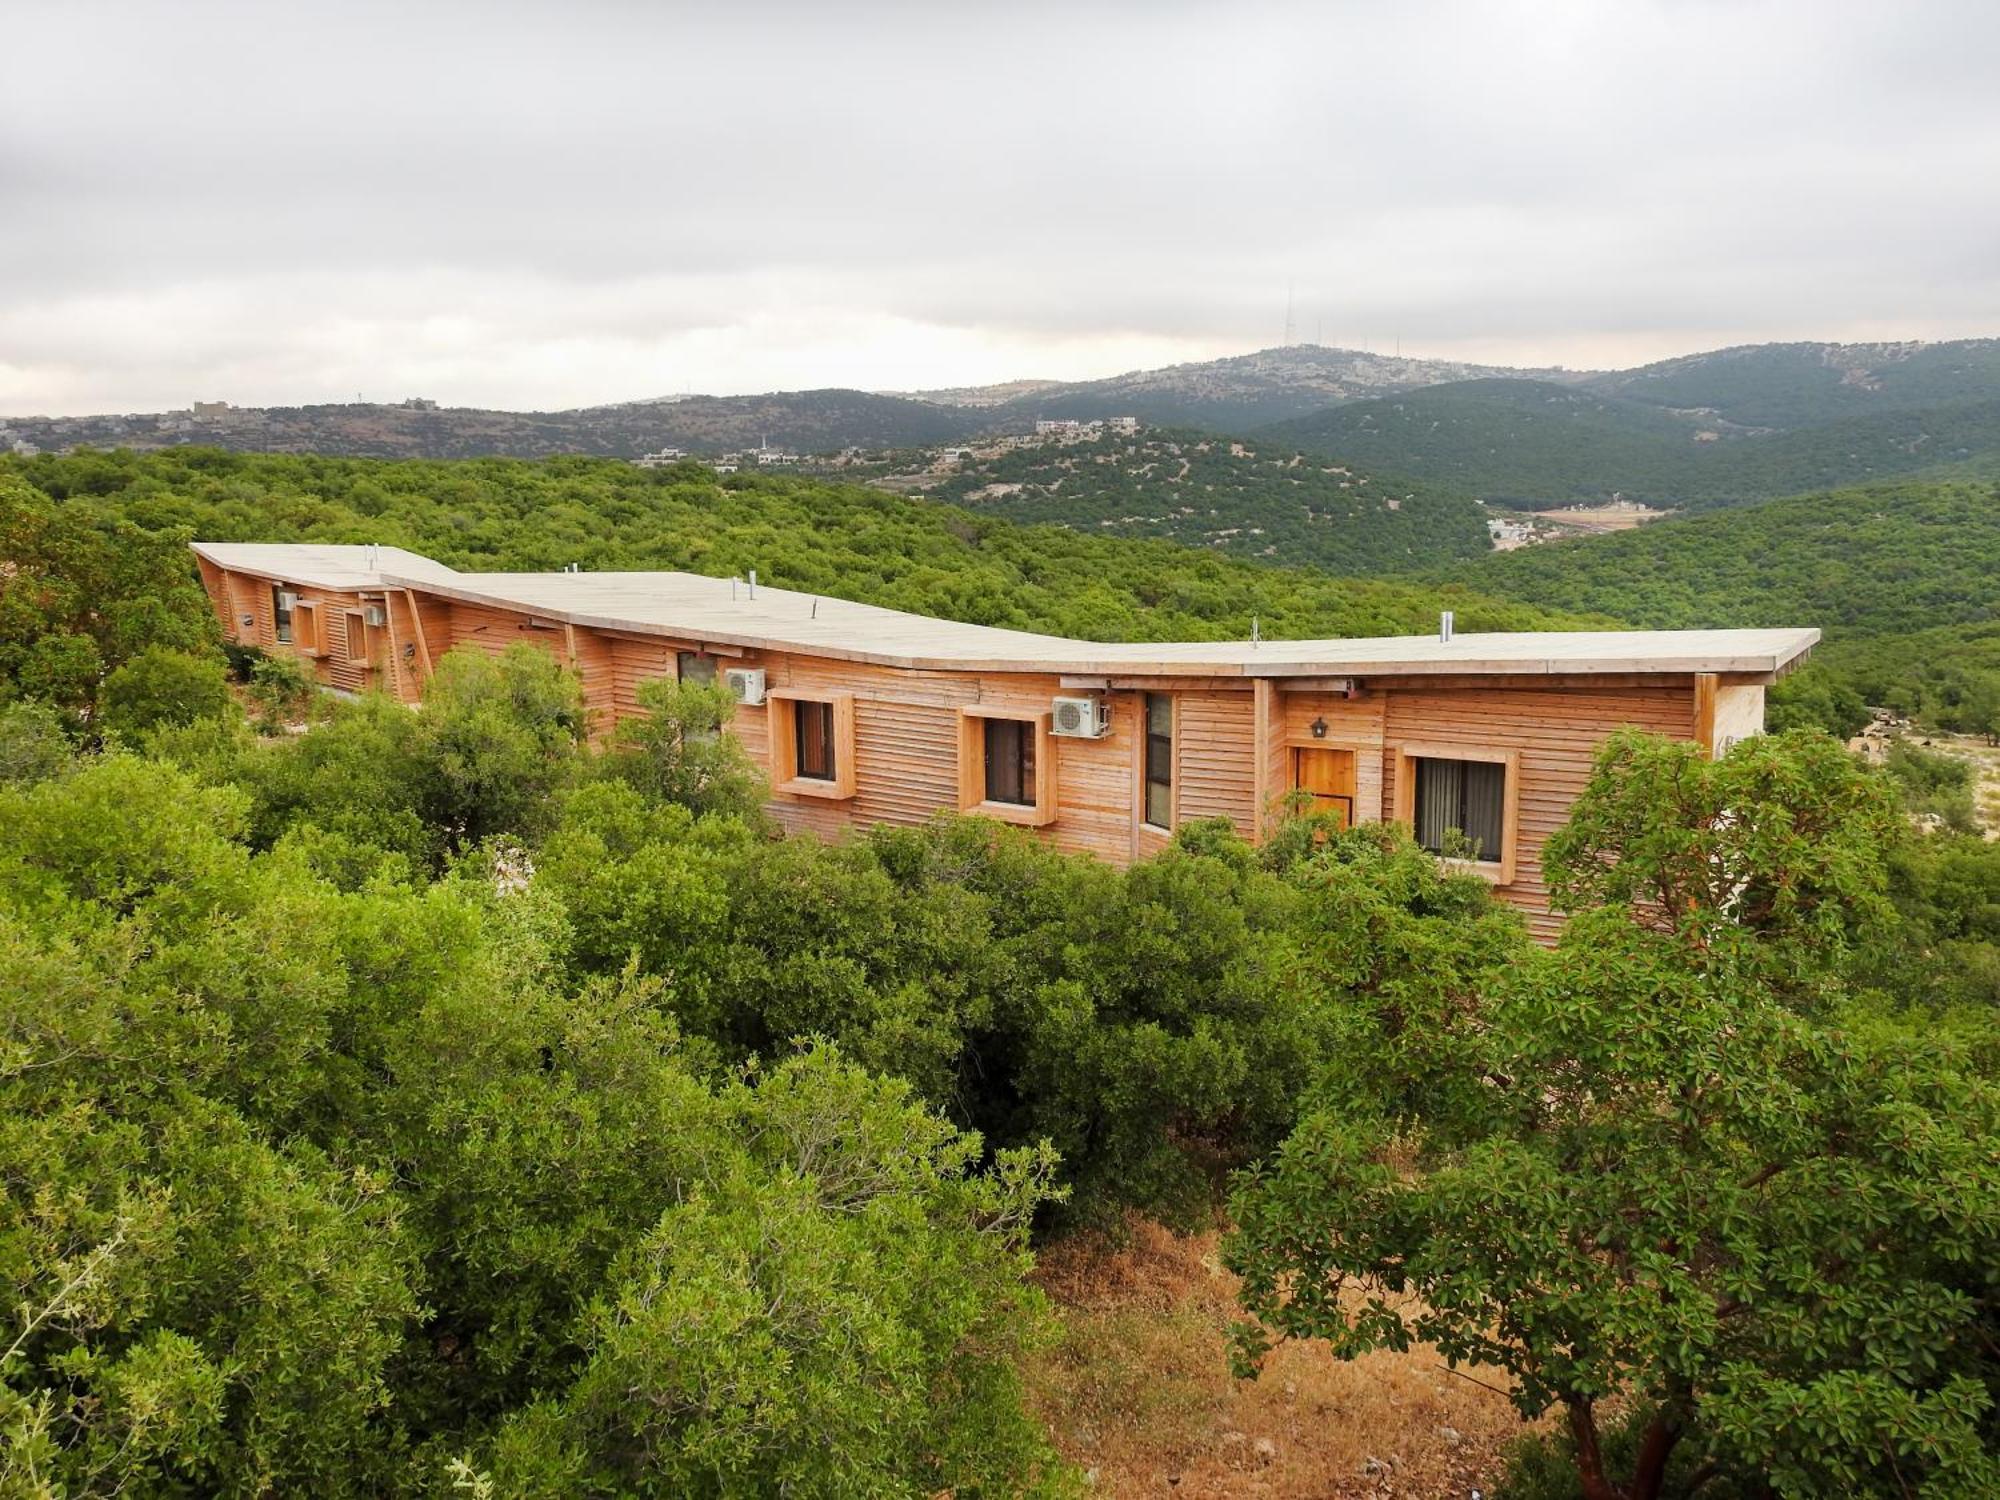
left=192, top=542, right=1816, bottom=936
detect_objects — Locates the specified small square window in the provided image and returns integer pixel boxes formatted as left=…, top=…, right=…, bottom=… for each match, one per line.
left=957, top=710, right=1056, bottom=827
left=1412, top=757, right=1505, bottom=862
left=1394, top=743, right=1519, bottom=885
left=771, top=692, right=855, bottom=800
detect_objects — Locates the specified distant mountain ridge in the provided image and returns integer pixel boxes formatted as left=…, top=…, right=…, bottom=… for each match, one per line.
left=0, top=389, right=984, bottom=462
left=906, top=345, right=1596, bottom=430
left=1264, top=339, right=2000, bottom=509
left=1582, top=338, right=2000, bottom=428
left=7, top=338, right=1997, bottom=502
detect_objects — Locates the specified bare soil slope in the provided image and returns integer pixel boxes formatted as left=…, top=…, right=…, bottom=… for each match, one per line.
left=1029, top=1220, right=1531, bottom=1498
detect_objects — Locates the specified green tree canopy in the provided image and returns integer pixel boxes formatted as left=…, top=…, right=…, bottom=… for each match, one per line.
left=1228, top=733, right=2000, bottom=1500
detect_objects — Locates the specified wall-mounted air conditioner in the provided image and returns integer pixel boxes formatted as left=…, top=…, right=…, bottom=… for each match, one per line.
left=275, top=589, right=300, bottom=610
left=363, top=604, right=387, bottom=628
left=1051, top=695, right=1110, bottom=739
left=724, top=667, right=767, bottom=706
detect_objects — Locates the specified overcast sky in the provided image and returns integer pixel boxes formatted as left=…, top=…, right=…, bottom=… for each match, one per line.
left=4, top=0, right=1998, bottom=415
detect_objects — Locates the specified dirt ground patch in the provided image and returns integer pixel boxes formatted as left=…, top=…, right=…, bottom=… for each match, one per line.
left=1527, top=501, right=1669, bottom=534
left=1854, top=723, right=2000, bottom=835
left=1932, top=731, right=2000, bottom=833
left=1026, top=1219, right=1532, bottom=1498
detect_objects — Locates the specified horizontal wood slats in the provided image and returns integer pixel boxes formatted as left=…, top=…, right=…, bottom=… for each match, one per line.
left=197, top=566, right=1733, bottom=937
left=1382, top=687, right=1694, bottom=941
left=1173, top=691, right=1257, bottom=838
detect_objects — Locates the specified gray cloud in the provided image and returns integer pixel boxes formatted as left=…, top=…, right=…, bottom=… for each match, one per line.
left=4, top=0, right=1998, bottom=413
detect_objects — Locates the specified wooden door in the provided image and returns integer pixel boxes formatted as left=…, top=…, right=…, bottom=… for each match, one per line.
left=1293, top=746, right=1356, bottom=827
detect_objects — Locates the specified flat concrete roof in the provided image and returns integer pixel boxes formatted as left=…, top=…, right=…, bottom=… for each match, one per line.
left=192, top=542, right=462, bottom=590
left=191, top=542, right=1819, bottom=680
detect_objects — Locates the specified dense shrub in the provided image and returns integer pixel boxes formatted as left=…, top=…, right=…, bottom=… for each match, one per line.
left=96, top=646, right=235, bottom=739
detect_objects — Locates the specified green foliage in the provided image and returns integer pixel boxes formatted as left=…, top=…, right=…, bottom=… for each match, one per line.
left=8, top=445, right=1997, bottom=1495
left=96, top=645, right=235, bottom=740
left=414, top=645, right=586, bottom=848
left=246, top=651, right=318, bottom=730
left=1765, top=662, right=1869, bottom=737
left=0, top=471, right=217, bottom=721
left=924, top=427, right=1488, bottom=574
left=497, top=1057, right=1067, bottom=1499
left=1870, top=833, right=2000, bottom=1009
left=537, top=795, right=1497, bottom=1231
left=1882, top=740, right=1980, bottom=834
left=1540, top=729, right=1901, bottom=990
left=594, top=675, right=768, bottom=821
left=0, top=702, right=72, bottom=786
left=1228, top=733, right=1999, bottom=1500
left=3, top=446, right=1592, bottom=647
left=0, top=751, right=1071, bottom=1496
left=1458, top=479, right=2000, bottom=727
left=1498, top=1403, right=1760, bottom=1500
left=1462, top=481, right=2000, bottom=644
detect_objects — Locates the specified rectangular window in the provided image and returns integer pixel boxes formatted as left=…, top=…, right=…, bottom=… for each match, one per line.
left=676, top=650, right=716, bottom=685
left=1143, top=692, right=1173, bottom=828
left=1412, top=757, right=1507, bottom=863
left=770, top=690, right=855, bottom=800
left=272, top=586, right=293, bottom=644
left=957, top=709, right=1055, bottom=827
left=794, top=699, right=836, bottom=781
left=984, top=717, right=1035, bottom=806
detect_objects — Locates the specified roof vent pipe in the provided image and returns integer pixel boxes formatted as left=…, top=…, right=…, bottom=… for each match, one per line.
left=1251, top=615, right=1260, bottom=647
left=1439, top=610, right=1454, bottom=644
left=366, top=542, right=379, bottom=572
left=748, top=569, right=757, bottom=600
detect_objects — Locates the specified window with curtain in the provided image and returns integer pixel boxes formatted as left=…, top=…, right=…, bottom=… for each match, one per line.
left=1412, top=756, right=1505, bottom=863
left=984, top=718, right=1035, bottom=806
left=794, top=699, right=836, bottom=781
left=1143, top=693, right=1172, bottom=827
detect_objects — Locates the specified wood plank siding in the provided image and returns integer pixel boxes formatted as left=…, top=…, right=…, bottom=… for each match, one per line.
left=191, top=545, right=1806, bottom=934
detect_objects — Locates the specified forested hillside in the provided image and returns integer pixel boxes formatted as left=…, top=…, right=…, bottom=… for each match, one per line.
left=1586, top=337, right=2000, bottom=428
left=4, top=447, right=1577, bottom=641
left=914, top=427, right=1488, bottom=574
left=1457, top=479, right=2000, bottom=726
left=1265, top=379, right=2000, bottom=509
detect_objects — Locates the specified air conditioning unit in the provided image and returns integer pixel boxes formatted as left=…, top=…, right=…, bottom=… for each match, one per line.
left=1051, top=695, right=1110, bottom=739
left=724, top=667, right=767, bottom=706
left=275, top=589, right=300, bottom=610
left=362, top=604, right=387, bottom=628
